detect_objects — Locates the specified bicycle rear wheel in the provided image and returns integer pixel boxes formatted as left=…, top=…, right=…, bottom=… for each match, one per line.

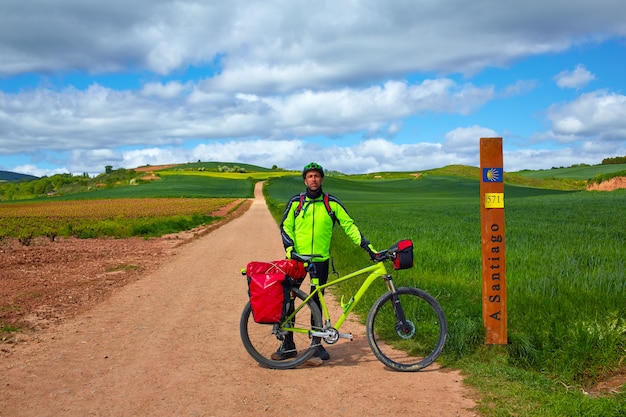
left=366, top=287, right=447, bottom=372
left=240, top=287, right=322, bottom=370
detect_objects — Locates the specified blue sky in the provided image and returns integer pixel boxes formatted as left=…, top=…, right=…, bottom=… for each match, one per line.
left=1, top=0, right=625, bottom=177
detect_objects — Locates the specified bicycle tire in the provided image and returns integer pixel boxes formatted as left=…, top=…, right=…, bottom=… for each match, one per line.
left=240, top=287, right=322, bottom=370
left=366, top=287, right=447, bottom=372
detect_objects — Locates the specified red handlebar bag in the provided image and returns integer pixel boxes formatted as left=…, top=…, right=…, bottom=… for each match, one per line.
left=245, top=260, right=306, bottom=324
left=390, top=239, right=414, bottom=270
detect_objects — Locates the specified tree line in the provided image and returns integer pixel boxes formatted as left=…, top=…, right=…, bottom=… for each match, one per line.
left=601, top=155, right=626, bottom=164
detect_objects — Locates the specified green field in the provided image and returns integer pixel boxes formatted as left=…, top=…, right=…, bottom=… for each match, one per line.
left=515, top=163, right=626, bottom=180
left=2, top=165, right=624, bottom=415
left=265, top=174, right=625, bottom=417
left=54, top=174, right=256, bottom=199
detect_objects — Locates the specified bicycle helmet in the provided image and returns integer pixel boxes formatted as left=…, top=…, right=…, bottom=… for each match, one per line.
left=302, top=162, right=325, bottom=178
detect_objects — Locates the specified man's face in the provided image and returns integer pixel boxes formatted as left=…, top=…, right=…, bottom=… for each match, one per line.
left=304, top=170, right=323, bottom=191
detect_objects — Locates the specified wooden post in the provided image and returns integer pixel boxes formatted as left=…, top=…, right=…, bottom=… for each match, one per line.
left=480, top=137, right=507, bottom=344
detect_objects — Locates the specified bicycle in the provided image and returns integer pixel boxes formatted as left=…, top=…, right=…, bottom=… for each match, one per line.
left=240, top=241, right=448, bottom=371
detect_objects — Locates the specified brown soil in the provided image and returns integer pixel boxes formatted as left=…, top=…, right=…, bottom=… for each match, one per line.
left=133, top=164, right=181, bottom=173
left=0, top=183, right=479, bottom=416
left=586, top=176, right=626, bottom=191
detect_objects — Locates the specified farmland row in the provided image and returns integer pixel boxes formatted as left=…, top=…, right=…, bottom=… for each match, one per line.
left=0, top=198, right=235, bottom=239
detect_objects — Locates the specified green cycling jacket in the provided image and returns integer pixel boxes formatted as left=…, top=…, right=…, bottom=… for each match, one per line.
left=280, top=192, right=368, bottom=260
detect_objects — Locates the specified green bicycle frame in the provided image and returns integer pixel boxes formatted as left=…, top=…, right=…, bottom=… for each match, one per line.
left=282, top=260, right=390, bottom=335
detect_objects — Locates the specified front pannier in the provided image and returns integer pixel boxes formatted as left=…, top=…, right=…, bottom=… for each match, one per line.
left=390, top=239, right=414, bottom=270
left=245, top=259, right=307, bottom=324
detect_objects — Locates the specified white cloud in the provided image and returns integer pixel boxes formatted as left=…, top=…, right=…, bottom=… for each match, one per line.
left=2, top=1, right=626, bottom=83
left=501, top=79, right=538, bottom=97
left=444, top=126, right=499, bottom=154
left=10, top=131, right=624, bottom=178
left=2, top=1, right=626, bottom=177
left=141, top=81, right=190, bottom=98
left=11, top=164, right=71, bottom=178
left=0, top=78, right=494, bottom=155
left=554, top=64, right=596, bottom=89
left=546, top=90, right=626, bottom=142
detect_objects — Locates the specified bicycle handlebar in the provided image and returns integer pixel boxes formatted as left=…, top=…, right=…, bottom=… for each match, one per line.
left=289, top=253, right=323, bottom=264
left=291, top=245, right=393, bottom=265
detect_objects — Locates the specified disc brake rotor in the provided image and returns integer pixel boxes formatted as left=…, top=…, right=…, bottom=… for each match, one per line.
left=396, top=320, right=415, bottom=339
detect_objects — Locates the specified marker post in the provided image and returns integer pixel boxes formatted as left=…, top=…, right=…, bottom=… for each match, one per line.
left=480, top=137, right=507, bottom=344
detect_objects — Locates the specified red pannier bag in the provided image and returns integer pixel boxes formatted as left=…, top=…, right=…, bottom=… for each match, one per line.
left=390, top=239, right=414, bottom=270
left=245, top=259, right=307, bottom=324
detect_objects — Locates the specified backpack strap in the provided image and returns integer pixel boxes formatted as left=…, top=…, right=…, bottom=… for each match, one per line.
left=294, top=193, right=306, bottom=218
left=323, top=193, right=337, bottom=225
left=294, top=192, right=336, bottom=225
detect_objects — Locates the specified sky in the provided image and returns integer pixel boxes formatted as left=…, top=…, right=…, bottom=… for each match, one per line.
left=1, top=0, right=625, bottom=177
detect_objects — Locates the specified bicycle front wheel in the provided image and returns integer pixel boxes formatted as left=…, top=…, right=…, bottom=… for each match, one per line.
left=366, top=287, right=447, bottom=372
left=240, top=287, right=322, bottom=370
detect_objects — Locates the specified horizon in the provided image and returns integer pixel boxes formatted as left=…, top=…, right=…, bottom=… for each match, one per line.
left=1, top=1, right=626, bottom=177
left=4, top=158, right=624, bottom=180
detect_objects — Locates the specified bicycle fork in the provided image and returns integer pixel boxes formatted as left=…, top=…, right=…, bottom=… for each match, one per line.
left=384, top=275, right=414, bottom=337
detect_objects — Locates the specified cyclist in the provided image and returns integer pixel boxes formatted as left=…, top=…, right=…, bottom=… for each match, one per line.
left=274, top=162, right=377, bottom=361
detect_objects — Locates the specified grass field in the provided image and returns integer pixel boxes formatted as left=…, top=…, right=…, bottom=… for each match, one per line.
left=265, top=174, right=625, bottom=417
left=514, top=163, right=626, bottom=180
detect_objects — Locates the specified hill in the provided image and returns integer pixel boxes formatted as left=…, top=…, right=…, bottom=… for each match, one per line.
left=135, top=161, right=276, bottom=173
left=513, top=163, right=626, bottom=180
left=4, top=161, right=626, bottom=202
left=0, top=170, right=39, bottom=182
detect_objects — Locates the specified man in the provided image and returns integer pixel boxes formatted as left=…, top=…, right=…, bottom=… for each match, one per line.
left=274, top=162, right=376, bottom=361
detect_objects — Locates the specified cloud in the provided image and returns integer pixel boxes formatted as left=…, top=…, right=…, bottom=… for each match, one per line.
left=554, top=64, right=596, bottom=89
left=2, top=1, right=626, bottom=178
left=141, top=81, right=191, bottom=98
left=500, top=79, right=538, bottom=97
left=546, top=90, right=626, bottom=142
left=10, top=164, right=71, bottom=178
left=0, top=78, right=494, bottom=155
left=6, top=138, right=471, bottom=177
left=2, top=0, right=626, bottom=84
left=444, top=126, right=499, bottom=154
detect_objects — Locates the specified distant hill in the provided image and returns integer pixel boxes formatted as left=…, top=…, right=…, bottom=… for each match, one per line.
left=0, top=170, right=39, bottom=182
left=134, top=161, right=275, bottom=172
left=513, top=163, right=626, bottom=180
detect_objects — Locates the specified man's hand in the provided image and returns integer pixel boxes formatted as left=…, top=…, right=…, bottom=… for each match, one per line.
left=364, top=243, right=378, bottom=261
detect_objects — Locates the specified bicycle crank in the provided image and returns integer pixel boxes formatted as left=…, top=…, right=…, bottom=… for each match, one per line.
left=309, top=328, right=353, bottom=344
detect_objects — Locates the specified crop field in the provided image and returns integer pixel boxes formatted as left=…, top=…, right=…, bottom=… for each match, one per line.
left=265, top=175, right=625, bottom=416
left=515, top=163, right=626, bottom=180
left=0, top=197, right=236, bottom=239
left=157, top=169, right=297, bottom=181
left=54, top=174, right=256, bottom=200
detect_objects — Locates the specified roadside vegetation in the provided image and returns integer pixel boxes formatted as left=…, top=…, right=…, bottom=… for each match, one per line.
left=1, top=160, right=624, bottom=415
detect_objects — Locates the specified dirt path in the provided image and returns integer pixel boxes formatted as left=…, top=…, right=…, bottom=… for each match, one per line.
left=0, top=182, right=477, bottom=417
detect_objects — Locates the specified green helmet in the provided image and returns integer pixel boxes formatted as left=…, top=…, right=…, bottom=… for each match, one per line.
left=302, top=162, right=325, bottom=178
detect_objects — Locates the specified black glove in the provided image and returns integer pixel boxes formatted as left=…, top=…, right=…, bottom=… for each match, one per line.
left=362, top=242, right=378, bottom=261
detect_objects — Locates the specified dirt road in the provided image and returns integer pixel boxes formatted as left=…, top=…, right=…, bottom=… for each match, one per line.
left=0, top=182, right=477, bottom=417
